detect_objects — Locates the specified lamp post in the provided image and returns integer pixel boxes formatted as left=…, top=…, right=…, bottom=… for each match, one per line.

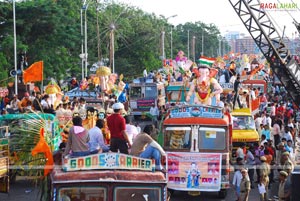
left=160, top=15, right=177, bottom=60
left=80, top=9, right=84, bottom=81
left=201, top=28, right=204, bottom=56
left=84, top=5, right=88, bottom=78
left=167, top=14, right=177, bottom=59
left=218, top=35, right=222, bottom=56
left=13, top=0, right=17, bottom=95
left=81, top=0, right=89, bottom=79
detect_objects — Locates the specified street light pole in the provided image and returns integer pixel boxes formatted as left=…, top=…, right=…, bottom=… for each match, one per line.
left=201, top=29, right=204, bottom=56
left=161, top=31, right=165, bottom=60
left=84, top=7, right=88, bottom=78
left=187, top=30, right=190, bottom=59
left=218, top=36, right=222, bottom=56
left=161, top=14, right=177, bottom=60
left=170, top=26, right=173, bottom=59
left=13, top=0, right=17, bottom=95
left=80, top=9, right=84, bottom=81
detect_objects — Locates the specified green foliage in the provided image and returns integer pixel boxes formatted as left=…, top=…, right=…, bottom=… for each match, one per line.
left=0, top=0, right=224, bottom=82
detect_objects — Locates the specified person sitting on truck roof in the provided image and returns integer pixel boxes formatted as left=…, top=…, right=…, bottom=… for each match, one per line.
left=18, top=92, right=32, bottom=113
left=130, top=124, right=166, bottom=171
left=63, top=116, right=90, bottom=157
left=88, top=119, right=110, bottom=154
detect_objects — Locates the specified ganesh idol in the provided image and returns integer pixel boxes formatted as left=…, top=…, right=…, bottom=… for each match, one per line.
left=186, top=64, right=223, bottom=106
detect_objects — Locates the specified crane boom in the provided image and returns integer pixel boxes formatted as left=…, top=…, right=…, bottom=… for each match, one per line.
left=228, top=0, right=300, bottom=105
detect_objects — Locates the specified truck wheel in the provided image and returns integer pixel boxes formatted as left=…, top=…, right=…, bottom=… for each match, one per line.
left=218, top=189, right=227, bottom=199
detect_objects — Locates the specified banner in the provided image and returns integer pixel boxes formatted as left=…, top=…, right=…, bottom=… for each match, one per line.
left=23, top=61, right=43, bottom=83
left=63, top=153, right=153, bottom=172
left=167, top=152, right=221, bottom=191
left=137, top=99, right=155, bottom=111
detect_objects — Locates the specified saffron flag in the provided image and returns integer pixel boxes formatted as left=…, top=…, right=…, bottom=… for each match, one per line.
left=198, top=56, right=216, bottom=66
left=23, top=61, right=43, bottom=84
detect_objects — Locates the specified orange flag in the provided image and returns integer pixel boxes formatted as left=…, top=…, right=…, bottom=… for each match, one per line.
left=23, top=61, right=43, bottom=84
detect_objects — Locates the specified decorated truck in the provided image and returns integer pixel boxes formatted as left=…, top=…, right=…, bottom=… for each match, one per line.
left=162, top=105, right=231, bottom=198
left=129, top=78, right=165, bottom=118
left=160, top=64, right=231, bottom=198
left=50, top=152, right=167, bottom=201
left=231, top=108, right=260, bottom=163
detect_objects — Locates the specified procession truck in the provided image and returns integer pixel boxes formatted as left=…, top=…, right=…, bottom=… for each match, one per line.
left=161, top=105, right=231, bottom=198
left=129, top=78, right=165, bottom=120
left=50, top=152, right=167, bottom=201
left=231, top=108, right=259, bottom=163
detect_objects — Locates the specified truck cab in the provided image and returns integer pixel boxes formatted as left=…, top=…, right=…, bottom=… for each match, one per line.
left=51, top=152, right=167, bottom=201
left=129, top=79, right=165, bottom=118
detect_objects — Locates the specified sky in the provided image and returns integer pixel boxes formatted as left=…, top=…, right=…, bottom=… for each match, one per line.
left=117, top=0, right=300, bottom=38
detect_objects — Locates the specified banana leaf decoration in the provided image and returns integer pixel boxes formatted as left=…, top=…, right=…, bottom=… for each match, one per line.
left=7, top=111, right=55, bottom=201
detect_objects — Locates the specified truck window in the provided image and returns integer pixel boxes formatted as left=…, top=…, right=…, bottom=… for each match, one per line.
left=145, top=86, right=157, bottom=98
left=114, top=186, right=161, bottom=201
left=232, top=116, right=255, bottom=130
left=58, top=187, right=107, bottom=201
left=130, top=87, right=142, bottom=99
left=164, top=127, right=191, bottom=149
left=198, top=127, right=226, bottom=150
left=168, top=91, right=180, bottom=102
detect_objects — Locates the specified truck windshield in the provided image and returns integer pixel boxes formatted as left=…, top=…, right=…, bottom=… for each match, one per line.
left=145, top=86, right=157, bottom=98
left=232, top=116, right=255, bottom=130
left=114, top=186, right=162, bottom=201
left=164, top=127, right=191, bottom=149
left=130, top=87, right=142, bottom=99
left=167, top=91, right=180, bottom=102
left=58, top=187, right=107, bottom=201
left=198, top=127, right=226, bottom=150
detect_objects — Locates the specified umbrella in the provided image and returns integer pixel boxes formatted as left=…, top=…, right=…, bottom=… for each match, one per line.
left=45, top=84, right=61, bottom=94
left=96, top=66, right=111, bottom=76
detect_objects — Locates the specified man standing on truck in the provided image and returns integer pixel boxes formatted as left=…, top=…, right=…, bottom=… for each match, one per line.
left=107, top=102, right=131, bottom=154
left=233, top=76, right=242, bottom=109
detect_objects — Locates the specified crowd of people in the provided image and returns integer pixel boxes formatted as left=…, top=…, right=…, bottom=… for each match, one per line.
left=225, top=68, right=299, bottom=200
left=1, top=56, right=299, bottom=200
left=61, top=101, right=166, bottom=172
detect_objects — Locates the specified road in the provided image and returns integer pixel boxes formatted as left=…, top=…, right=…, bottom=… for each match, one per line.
left=0, top=175, right=279, bottom=201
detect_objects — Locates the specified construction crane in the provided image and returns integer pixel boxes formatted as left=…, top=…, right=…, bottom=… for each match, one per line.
left=294, top=20, right=300, bottom=36
left=228, top=0, right=300, bottom=105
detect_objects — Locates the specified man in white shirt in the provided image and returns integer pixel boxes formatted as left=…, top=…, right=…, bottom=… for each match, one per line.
left=250, top=88, right=256, bottom=100
left=88, top=119, right=110, bottom=154
left=236, top=143, right=246, bottom=161
left=9, top=95, right=20, bottom=112
left=143, top=69, right=147, bottom=79
left=41, top=94, right=50, bottom=110
left=150, top=105, right=159, bottom=126
left=232, top=167, right=243, bottom=201
left=124, top=116, right=139, bottom=145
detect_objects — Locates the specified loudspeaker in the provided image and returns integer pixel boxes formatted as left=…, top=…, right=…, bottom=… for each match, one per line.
left=10, top=70, right=22, bottom=77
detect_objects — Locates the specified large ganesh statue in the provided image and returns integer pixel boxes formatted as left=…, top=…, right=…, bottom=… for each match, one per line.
left=186, top=64, right=223, bottom=106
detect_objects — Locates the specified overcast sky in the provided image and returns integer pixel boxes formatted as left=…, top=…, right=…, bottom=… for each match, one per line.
left=117, top=0, right=300, bottom=38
